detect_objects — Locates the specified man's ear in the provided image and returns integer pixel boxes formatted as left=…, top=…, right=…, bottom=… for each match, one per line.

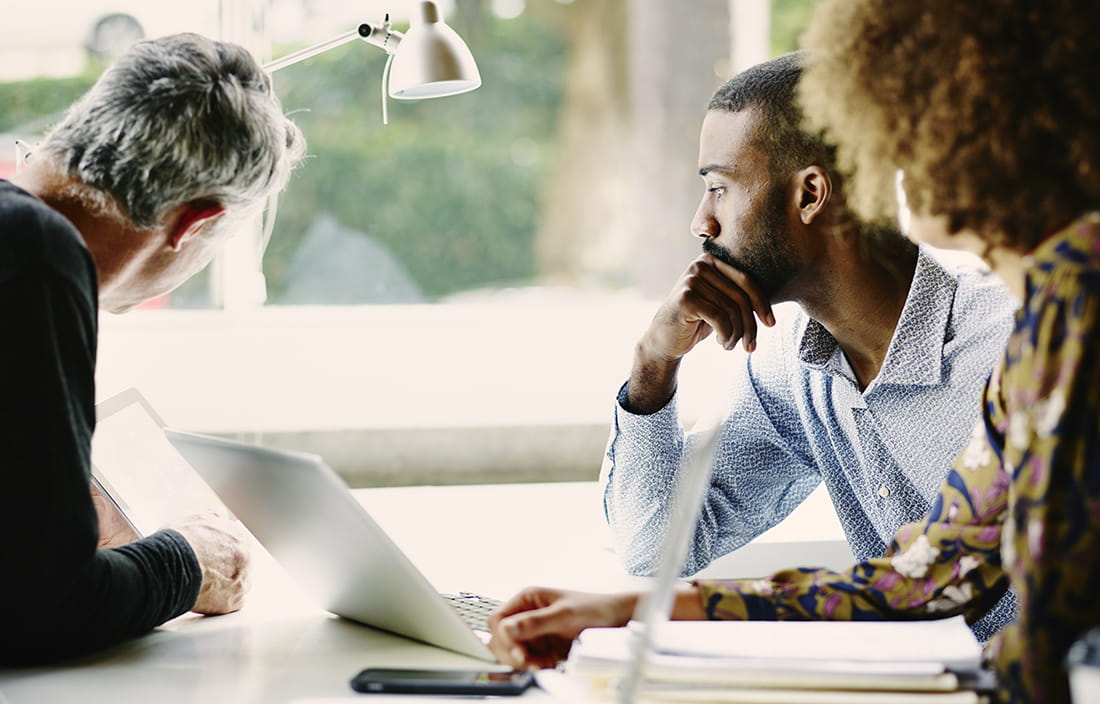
left=167, top=201, right=226, bottom=252
left=796, top=166, right=831, bottom=226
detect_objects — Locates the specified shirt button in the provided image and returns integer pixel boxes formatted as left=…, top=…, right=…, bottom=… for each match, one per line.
left=878, top=485, right=891, bottom=498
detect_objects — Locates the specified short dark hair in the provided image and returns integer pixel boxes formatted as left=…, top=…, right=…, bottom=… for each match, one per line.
left=711, top=52, right=902, bottom=251
left=709, top=52, right=833, bottom=180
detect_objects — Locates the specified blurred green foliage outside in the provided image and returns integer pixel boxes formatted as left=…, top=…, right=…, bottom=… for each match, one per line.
left=265, top=10, right=566, bottom=303
left=0, top=0, right=817, bottom=306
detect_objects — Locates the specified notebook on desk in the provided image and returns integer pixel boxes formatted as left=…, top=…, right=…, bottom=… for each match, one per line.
left=163, top=428, right=500, bottom=662
left=567, top=617, right=991, bottom=701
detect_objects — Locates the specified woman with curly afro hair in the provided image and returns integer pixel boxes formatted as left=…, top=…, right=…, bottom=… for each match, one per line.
left=800, top=1, right=1100, bottom=701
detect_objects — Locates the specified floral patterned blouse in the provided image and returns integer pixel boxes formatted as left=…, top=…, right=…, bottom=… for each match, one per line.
left=694, top=212, right=1100, bottom=703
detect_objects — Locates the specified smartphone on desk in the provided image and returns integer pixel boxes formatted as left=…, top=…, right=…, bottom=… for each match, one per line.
left=350, top=667, right=536, bottom=695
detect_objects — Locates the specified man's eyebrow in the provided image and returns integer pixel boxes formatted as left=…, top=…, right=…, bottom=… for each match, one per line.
left=699, top=164, right=735, bottom=177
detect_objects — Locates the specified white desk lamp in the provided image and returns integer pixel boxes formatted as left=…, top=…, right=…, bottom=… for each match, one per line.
left=263, top=0, right=481, bottom=123
left=236, top=0, right=481, bottom=308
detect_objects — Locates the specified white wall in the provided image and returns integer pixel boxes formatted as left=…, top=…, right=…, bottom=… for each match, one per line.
left=96, top=302, right=745, bottom=431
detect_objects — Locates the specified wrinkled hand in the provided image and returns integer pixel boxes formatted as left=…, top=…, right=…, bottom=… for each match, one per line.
left=90, top=481, right=140, bottom=548
left=645, top=253, right=774, bottom=359
left=168, top=513, right=251, bottom=615
left=487, top=587, right=640, bottom=670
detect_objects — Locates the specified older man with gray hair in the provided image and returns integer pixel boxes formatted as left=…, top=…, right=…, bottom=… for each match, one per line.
left=0, top=33, right=303, bottom=664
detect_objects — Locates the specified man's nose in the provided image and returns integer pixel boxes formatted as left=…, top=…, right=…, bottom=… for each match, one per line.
left=690, top=202, right=717, bottom=239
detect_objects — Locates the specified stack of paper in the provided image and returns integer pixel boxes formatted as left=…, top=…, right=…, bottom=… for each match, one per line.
left=563, top=616, right=992, bottom=703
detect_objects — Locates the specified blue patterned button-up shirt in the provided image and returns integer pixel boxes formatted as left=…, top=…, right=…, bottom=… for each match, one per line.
left=601, top=245, right=1016, bottom=580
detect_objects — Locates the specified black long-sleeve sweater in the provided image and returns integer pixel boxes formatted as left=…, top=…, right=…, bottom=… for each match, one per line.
left=0, top=181, right=200, bottom=665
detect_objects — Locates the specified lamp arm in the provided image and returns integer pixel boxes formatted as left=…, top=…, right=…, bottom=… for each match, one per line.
left=263, top=23, right=405, bottom=73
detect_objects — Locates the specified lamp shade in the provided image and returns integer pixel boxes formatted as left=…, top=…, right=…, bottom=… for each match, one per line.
left=388, top=1, right=481, bottom=99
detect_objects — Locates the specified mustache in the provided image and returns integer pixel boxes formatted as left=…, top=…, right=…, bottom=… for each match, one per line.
left=702, top=238, right=739, bottom=269
left=701, top=238, right=775, bottom=298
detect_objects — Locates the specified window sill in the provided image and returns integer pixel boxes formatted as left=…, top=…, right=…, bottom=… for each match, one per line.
left=96, top=302, right=739, bottom=484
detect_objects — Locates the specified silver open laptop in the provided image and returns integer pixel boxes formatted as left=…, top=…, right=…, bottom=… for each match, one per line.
left=164, top=428, right=498, bottom=662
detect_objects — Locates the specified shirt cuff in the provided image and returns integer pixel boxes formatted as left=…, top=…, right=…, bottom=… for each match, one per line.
left=607, top=380, right=684, bottom=485
left=695, top=578, right=778, bottom=621
left=615, top=380, right=679, bottom=426
left=115, top=528, right=203, bottom=621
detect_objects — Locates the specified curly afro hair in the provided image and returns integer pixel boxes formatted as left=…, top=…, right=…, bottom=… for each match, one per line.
left=798, top=0, right=1100, bottom=252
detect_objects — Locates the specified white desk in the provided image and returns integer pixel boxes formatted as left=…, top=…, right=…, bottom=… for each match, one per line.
left=0, top=482, right=848, bottom=703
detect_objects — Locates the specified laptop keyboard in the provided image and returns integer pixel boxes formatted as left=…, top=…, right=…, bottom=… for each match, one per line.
left=443, top=592, right=502, bottom=632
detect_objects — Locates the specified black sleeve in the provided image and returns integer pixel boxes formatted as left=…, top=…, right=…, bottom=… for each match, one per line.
left=0, top=207, right=201, bottom=665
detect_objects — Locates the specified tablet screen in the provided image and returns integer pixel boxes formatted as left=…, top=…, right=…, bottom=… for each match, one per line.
left=90, top=389, right=230, bottom=538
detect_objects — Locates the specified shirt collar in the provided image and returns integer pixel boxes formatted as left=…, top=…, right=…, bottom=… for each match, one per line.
left=795, top=246, right=956, bottom=388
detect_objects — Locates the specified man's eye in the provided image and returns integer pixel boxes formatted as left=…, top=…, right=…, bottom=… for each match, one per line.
left=708, top=186, right=725, bottom=198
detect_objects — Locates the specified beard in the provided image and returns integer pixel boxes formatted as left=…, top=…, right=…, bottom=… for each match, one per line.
left=702, top=182, right=800, bottom=300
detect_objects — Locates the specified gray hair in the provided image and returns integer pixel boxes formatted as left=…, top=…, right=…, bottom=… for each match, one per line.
left=39, top=33, right=305, bottom=228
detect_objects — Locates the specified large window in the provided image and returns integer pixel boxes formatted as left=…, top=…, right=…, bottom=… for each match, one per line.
left=3, top=0, right=819, bottom=485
